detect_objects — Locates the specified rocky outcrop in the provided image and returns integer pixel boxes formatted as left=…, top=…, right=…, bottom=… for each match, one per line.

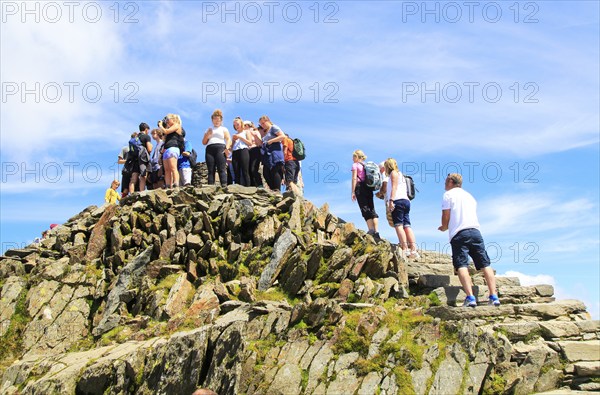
left=0, top=181, right=597, bottom=395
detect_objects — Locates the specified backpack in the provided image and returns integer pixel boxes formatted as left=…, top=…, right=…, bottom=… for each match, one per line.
left=360, top=161, right=382, bottom=190
left=128, top=136, right=142, bottom=157
left=404, top=175, right=417, bottom=200
left=188, top=149, right=198, bottom=168
left=292, top=138, right=306, bottom=160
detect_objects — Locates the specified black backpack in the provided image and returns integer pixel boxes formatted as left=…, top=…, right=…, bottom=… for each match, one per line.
left=188, top=149, right=198, bottom=167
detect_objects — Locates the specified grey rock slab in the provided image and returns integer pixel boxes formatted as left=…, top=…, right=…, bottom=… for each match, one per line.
left=539, top=321, right=581, bottom=339
left=257, top=229, right=297, bottom=291
left=574, top=361, right=600, bottom=376
left=267, top=363, right=302, bottom=395
left=428, top=344, right=467, bottom=395
left=305, top=343, right=334, bottom=394
left=358, top=371, right=382, bottom=395
left=515, top=300, right=587, bottom=318
left=0, top=276, right=26, bottom=337
left=92, top=246, right=153, bottom=336
left=558, top=340, right=600, bottom=362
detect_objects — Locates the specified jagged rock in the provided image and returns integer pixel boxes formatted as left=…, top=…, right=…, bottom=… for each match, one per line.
left=93, top=247, right=153, bottom=336
left=84, top=204, right=118, bottom=261
left=278, top=252, right=307, bottom=296
left=253, top=215, right=281, bottom=246
left=238, top=276, right=257, bottom=303
left=429, top=343, right=467, bottom=395
left=164, top=273, right=193, bottom=318
left=1, top=179, right=595, bottom=395
left=257, top=229, right=297, bottom=291
left=0, top=277, right=26, bottom=337
left=0, top=258, right=26, bottom=278
left=159, top=236, right=177, bottom=260
left=356, top=306, right=387, bottom=337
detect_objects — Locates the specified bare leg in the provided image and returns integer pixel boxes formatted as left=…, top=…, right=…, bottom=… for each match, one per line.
left=394, top=225, right=408, bottom=250
left=457, top=267, right=474, bottom=296
left=139, top=176, right=146, bottom=191
left=481, top=267, right=497, bottom=296
left=404, top=226, right=417, bottom=252
left=366, top=218, right=374, bottom=232
left=129, top=173, right=139, bottom=194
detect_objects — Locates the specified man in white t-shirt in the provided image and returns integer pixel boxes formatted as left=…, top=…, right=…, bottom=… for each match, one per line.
left=438, top=173, right=500, bottom=308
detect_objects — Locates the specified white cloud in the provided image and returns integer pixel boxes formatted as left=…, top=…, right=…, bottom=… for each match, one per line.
left=500, top=270, right=556, bottom=287
left=479, top=193, right=598, bottom=236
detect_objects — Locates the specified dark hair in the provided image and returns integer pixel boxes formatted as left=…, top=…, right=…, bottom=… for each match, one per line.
left=139, top=122, right=150, bottom=132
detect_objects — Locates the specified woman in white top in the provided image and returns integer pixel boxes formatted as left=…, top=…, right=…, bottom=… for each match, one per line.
left=385, top=158, right=419, bottom=259
left=230, top=117, right=252, bottom=186
left=202, top=109, right=231, bottom=187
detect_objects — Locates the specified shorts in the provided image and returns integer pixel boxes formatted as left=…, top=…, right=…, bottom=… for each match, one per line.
left=450, top=228, right=491, bottom=271
left=285, top=160, right=300, bottom=184
left=179, top=167, right=192, bottom=186
left=163, top=147, right=180, bottom=160
left=391, top=199, right=411, bottom=227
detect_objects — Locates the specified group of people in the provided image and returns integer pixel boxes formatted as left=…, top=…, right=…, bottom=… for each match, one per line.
left=105, top=111, right=304, bottom=203
left=351, top=150, right=501, bottom=308
left=201, top=111, right=303, bottom=193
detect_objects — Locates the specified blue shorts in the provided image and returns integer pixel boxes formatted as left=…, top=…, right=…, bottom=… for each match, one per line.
left=391, top=199, right=411, bottom=227
left=450, top=228, right=491, bottom=270
left=163, top=147, right=180, bottom=160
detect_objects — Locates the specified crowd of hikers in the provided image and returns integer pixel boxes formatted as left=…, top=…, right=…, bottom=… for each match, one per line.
left=104, top=114, right=501, bottom=308
left=350, top=150, right=501, bottom=308
left=107, top=111, right=305, bottom=203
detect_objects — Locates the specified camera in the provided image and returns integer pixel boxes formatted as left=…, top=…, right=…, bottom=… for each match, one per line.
left=160, top=116, right=169, bottom=128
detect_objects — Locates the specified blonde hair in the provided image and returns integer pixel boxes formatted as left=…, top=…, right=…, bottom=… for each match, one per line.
left=447, top=173, right=463, bottom=187
left=111, top=180, right=120, bottom=187
left=233, top=116, right=243, bottom=131
left=384, top=158, right=399, bottom=175
left=166, top=113, right=182, bottom=126
left=212, top=109, right=223, bottom=120
left=353, top=150, right=366, bottom=161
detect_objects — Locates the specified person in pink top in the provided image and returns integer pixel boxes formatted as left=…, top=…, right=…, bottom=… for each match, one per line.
left=351, top=149, right=379, bottom=238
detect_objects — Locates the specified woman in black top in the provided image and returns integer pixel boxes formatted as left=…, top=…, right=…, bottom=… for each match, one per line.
left=158, top=114, right=183, bottom=188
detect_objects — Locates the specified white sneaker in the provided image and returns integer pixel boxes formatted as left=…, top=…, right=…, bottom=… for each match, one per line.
left=410, top=251, right=421, bottom=260
left=404, top=250, right=411, bottom=258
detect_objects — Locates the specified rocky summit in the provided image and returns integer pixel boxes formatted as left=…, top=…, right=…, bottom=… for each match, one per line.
left=0, top=184, right=598, bottom=395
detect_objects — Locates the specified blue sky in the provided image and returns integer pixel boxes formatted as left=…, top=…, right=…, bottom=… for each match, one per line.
left=1, top=1, right=598, bottom=318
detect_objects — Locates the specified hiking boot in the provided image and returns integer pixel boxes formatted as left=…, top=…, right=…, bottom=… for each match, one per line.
left=463, top=295, right=477, bottom=308
left=488, top=295, right=501, bottom=306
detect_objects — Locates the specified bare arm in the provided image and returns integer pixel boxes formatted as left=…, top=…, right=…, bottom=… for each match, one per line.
left=267, top=130, right=285, bottom=145
left=202, top=128, right=212, bottom=145
left=438, top=209, right=451, bottom=231
left=351, top=169, right=358, bottom=201
left=159, top=123, right=181, bottom=135
left=224, top=130, right=232, bottom=150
